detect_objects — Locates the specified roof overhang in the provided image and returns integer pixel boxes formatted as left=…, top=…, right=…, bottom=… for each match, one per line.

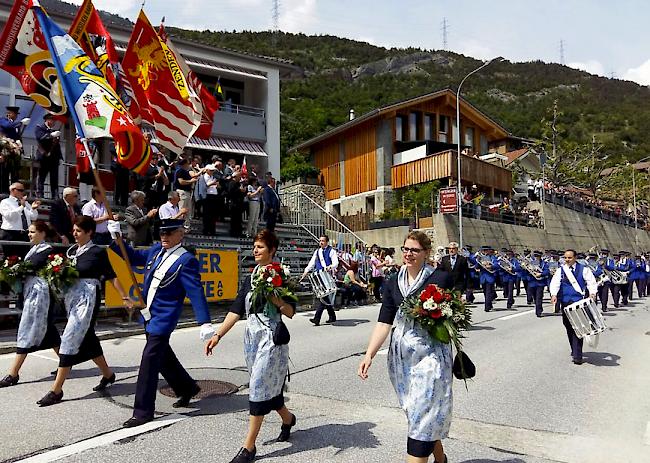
left=143, top=127, right=266, bottom=156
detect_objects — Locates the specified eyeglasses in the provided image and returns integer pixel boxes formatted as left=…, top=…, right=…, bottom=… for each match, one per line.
left=12, top=188, right=24, bottom=192
left=401, top=246, right=424, bottom=255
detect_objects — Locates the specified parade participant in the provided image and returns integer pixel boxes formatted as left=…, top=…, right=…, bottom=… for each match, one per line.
left=527, top=250, right=550, bottom=318
left=0, top=106, right=29, bottom=188
left=548, top=251, right=562, bottom=313
left=500, top=249, right=519, bottom=309
left=477, top=246, right=497, bottom=312
left=302, top=235, right=339, bottom=325
left=611, top=252, right=631, bottom=307
left=439, top=241, right=468, bottom=294
left=113, top=218, right=214, bottom=427
left=644, top=254, right=650, bottom=298
left=586, top=252, right=607, bottom=312
left=0, top=221, right=60, bottom=388
left=205, top=230, right=296, bottom=463
left=35, top=113, right=62, bottom=199
left=631, top=255, right=645, bottom=298
left=37, top=216, right=130, bottom=407
left=465, top=245, right=478, bottom=303
left=550, top=249, right=598, bottom=365
left=599, top=249, right=615, bottom=312
left=358, top=231, right=453, bottom=463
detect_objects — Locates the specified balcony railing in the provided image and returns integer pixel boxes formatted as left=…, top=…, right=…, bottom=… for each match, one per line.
left=217, top=102, right=265, bottom=118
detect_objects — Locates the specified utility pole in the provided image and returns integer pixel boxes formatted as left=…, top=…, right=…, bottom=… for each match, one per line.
left=271, top=0, right=280, bottom=46
left=441, top=18, right=449, bottom=50
left=559, top=39, right=565, bottom=65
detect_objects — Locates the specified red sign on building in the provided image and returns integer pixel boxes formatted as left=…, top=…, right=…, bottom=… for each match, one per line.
left=439, top=188, right=458, bottom=214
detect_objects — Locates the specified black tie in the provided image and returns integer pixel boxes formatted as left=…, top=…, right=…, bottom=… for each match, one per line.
left=18, top=199, right=27, bottom=230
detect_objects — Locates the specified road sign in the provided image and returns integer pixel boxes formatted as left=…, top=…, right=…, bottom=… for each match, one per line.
left=439, top=187, right=458, bottom=214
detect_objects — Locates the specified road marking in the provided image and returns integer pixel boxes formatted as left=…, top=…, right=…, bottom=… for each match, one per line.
left=497, top=309, right=535, bottom=320
left=644, top=421, right=650, bottom=446
left=376, top=348, right=388, bottom=355
left=16, top=414, right=188, bottom=462
left=29, top=353, right=59, bottom=362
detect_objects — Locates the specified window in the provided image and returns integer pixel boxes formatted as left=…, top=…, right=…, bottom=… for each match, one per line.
left=395, top=115, right=407, bottom=141
left=464, top=127, right=475, bottom=150
left=0, top=70, right=11, bottom=89
left=408, top=112, right=420, bottom=141
left=424, top=114, right=433, bottom=140
left=480, top=134, right=488, bottom=155
left=451, top=118, right=458, bottom=144
left=438, top=115, right=449, bottom=143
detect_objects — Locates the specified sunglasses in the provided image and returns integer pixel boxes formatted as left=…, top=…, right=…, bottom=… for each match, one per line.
left=12, top=188, right=24, bottom=192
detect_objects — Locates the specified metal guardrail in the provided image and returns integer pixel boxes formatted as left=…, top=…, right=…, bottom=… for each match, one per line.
left=545, top=192, right=646, bottom=229
left=217, top=103, right=265, bottom=118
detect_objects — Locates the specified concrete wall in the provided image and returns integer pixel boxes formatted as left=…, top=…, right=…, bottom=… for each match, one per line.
left=355, top=225, right=411, bottom=264
left=423, top=203, right=650, bottom=252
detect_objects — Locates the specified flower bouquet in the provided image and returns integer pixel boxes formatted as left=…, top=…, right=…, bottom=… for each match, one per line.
left=38, top=253, right=79, bottom=299
left=0, top=256, right=33, bottom=293
left=401, top=284, right=472, bottom=349
left=250, top=262, right=298, bottom=317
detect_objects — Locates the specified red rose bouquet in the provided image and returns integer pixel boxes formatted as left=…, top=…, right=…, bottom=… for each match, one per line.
left=251, top=262, right=298, bottom=317
left=38, top=253, right=79, bottom=298
left=0, top=256, right=33, bottom=293
left=400, top=283, right=472, bottom=350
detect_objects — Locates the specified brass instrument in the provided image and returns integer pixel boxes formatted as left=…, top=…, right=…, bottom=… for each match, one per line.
left=475, top=251, right=496, bottom=273
left=496, top=251, right=516, bottom=275
left=547, top=259, right=559, bottom=276
left=517, top=253, right=544, bottom=280
left=585, top=258, right=610, bottom=287
left=459, top=248, right=476, bottom=270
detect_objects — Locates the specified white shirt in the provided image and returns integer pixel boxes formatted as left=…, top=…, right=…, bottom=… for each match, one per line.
left=549, top=263, right=598, bottom=297
left=0, top=196, right=38, bottom=231
left=158, top=201, right=179, bottom=220
left=305, top=246, right=339, bottom=273
left=204, top=173, right=218, bottom=195
left=82, top=199, right=108, bottom=233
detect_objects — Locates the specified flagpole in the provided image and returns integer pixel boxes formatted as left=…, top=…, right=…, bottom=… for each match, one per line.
left=82, top=138, right=145, bottom=312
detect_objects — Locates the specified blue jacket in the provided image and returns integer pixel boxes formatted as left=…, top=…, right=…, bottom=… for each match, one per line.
left=499, top=258, right=518, bottom=283
left=262, top=185, right=280, bottom=212
left=559, top=263, right=587, bottom=305
left=630, top=261, right=643, bottom=281
left=0, top=117, right=21, bottom=140
left=477, top=254, right=497, bottom=285
left=112, top=242, right=211, bottom=335
left=616, top=258, right=632, bottom=273
left=528, top=259, right=550, bottom=288
left=603, top=258, right=615, bottom=271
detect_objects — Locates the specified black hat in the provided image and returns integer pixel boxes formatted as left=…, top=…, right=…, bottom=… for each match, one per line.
left=159, top=218, right=185, bottom=232
left=577, top=253, right=586, bottom=259
left=43, top=113, right=54, bottom=120
left=465, top=245, right=473, bottom=250
left=5, top=106, right=19, bottom=113
left=480, top=245, right=492, bottom=251
left=532, top=250, right=543, bottom=257
left=588, top=252, right=598, bottom=257
left=601, top=249, right=610, bottom=254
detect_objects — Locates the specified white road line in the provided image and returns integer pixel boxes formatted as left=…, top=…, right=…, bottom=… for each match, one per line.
left=644, top=421, right=650, bottom=446
left=376, top=348, right=388, bottom=356
left=497, top=309, right=535, bottom=321
left=16, top=414, right=188, bottom=462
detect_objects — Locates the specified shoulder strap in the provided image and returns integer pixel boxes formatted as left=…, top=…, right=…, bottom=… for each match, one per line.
left=561, top=264, right=584, bottom=295
left=140, top=247, right=189, bottom=321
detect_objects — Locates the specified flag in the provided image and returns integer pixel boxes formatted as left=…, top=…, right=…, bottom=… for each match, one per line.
left=75, top=137, right=91, bottom=173
left=33, top=4, right=151, bottom=175
left=122, top=10, right=198, bottom=153
left=191, top=74, right=219, bottom=139
left=215, top=79, right=225, bottom=101
left=68, top=0, right=141, bottom=122
left=0, top=0, right=66, bottom=116
left=241, top=156, right=248, bottom=177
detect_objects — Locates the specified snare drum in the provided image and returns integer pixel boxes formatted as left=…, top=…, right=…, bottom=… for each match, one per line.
left=307, top=270, right=337, bottom=304
left=563, top=297, right=607, bottom=340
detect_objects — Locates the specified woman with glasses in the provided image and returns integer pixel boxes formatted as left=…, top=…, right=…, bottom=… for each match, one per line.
left=0, top=221, right=60, bottom=388
left=37, top=216, right=131, bottom=407
left=358, top=231, right=454, bottom=463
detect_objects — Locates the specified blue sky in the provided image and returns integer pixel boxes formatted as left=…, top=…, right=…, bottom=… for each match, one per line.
left=67, top=0, right=650, bottom=84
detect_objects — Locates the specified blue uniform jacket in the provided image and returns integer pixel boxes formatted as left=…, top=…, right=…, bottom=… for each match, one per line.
left=588, top=261, right=603, bottom=278
left=616, top=259, right=632, bottom=273
left=478, top=255, right=497, bottom=285
left=603, top=258, right=615, bottom=271
left=630, top=261, right=643, bottom=281
left=528, top=259, right=550, bottom=288
left=0, top=117, right=21, bottom=140
left=113, top=242, right=211, bottom=335
left=499, top=258, right=518, bottom=283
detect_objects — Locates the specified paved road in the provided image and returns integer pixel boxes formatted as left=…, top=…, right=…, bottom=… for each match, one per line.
left=1, top=290, right=649, bottom=463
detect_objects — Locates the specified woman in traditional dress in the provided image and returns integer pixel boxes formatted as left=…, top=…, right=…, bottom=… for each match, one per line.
left=0, top=221, right=60, bottom=388
left=37, top=216, right=131, bottom=407
left=205, top=230, right=296, bottom=463
left=358, top=231, right=454, bottom=463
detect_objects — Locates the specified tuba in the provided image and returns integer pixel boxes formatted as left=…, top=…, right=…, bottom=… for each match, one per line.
left=475, top=252, right=496, bottom=273
left=496, top=251, right=516, bottom=275
left=585, top=259, right=610, bottom=287
left=517, top=253, right=544, bottom=280
left=460, top=248, right=476, bottom=269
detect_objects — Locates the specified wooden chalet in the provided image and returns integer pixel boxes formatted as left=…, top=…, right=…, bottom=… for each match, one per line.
left=290, top=88, right=523, bottom=218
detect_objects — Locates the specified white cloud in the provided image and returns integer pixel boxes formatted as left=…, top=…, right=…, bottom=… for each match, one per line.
left=624, top=59, right=650, bottom=85
left=456, top=39, right=494, bottom=61
left=66, top=0, right=136, bottom=16
left=279, top=0, right=318, bottom=33
left=567, top=60, right=606, bottom=77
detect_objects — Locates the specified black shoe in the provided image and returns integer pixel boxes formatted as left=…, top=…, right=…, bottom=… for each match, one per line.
left=277, top=413, right=296, bottom=442
left=0, top=374, right=19, bottom=388
left=38, top=390, right=63, bottom=407
left=93, top=373, right=116, bottom=392
left=484, top=308, right=491, bottom=312
left=326, top=318, right=336, bottom=323
left=572, top=358, right=584, bottom=365
left=309, top=318, right=319, bottom=326
left=173, top=384, right=201, bottom=408
left=123, top=416, right=152, bottom=428
left=229, top=446, right=256, bottom=463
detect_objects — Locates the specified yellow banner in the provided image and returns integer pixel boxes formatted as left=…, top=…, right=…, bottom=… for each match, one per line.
left=105, top=247, right=239, bottom=307
left=160, top=40, right=190, bottom=100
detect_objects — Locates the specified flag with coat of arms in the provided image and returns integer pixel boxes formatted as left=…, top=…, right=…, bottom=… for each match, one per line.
left=32, top=2, right=151, bottom=175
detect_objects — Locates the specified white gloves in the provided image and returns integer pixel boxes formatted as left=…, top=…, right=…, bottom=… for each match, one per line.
left=20, top=117, right=30, bottom=125
left=50, top=130, right=61, bottom=138
left=200, top=323, right=216, bottom=341
left=107, top=220, right=121, bottom=238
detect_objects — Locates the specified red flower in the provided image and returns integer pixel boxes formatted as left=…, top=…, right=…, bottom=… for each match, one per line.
left=53, top=266, right=61, bottom=273
left=445, top=294, right=452, bottom=302
left=48, top=254, right=55, bottom=260
left=271, top=275, right=282, bottom=287
left=418, top=308, right=428, bottom=317
left=430, top=309, right=443, bottom=319
left=432, top=291, right=444, bottom=303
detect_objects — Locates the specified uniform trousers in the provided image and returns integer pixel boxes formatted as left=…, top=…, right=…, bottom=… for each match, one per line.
left=530, top=286, right=545, bottom=316
left=635, top=279, right=646, bottom=298
left=37, top=159, right=59, bottom=199
left=312, top=299, right=336, bottom=324
left=524, top=281, right=533, bottom=304
left=627, top=280, right=635, bottom=300
left=483, top=283, right=496, bottom=311
left=598, top=282, right=610, bottom=311
left=561, top=304, right=583, bottom=361
left=133, top=332, right=198, bottom=420
left=611, top=283, right=628, bottom=307
left=503, top=280, right=515, bottom=308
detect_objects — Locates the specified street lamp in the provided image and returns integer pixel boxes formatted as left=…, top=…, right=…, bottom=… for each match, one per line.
left=456, top=57, right=504, bottom=249
left=629, top=155, right=650, bottom=253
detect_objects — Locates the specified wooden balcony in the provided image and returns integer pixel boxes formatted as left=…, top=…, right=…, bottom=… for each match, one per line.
left=391, top=150, right=512, bottom=193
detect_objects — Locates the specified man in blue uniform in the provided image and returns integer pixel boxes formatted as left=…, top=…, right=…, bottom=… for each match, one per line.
left=550, top=249, right=598, bottom=365
left=35, top=113, right=62, bottom=199
left=599, top=249, right=615, bottom=311
left=465, top=245, right=479, bottom=303
left=527, top=250, right=550, bottom=317
left=302, top=235, right=339, bottom=325
left=0, top=106, right=29, bottom=191
left=499, top=249, right=518, bottom=309
left=107, top=219, right=215, bottom=428
left=477, top=246, right=497, bottom=312
left=612, top=251, right=632, bottom=307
